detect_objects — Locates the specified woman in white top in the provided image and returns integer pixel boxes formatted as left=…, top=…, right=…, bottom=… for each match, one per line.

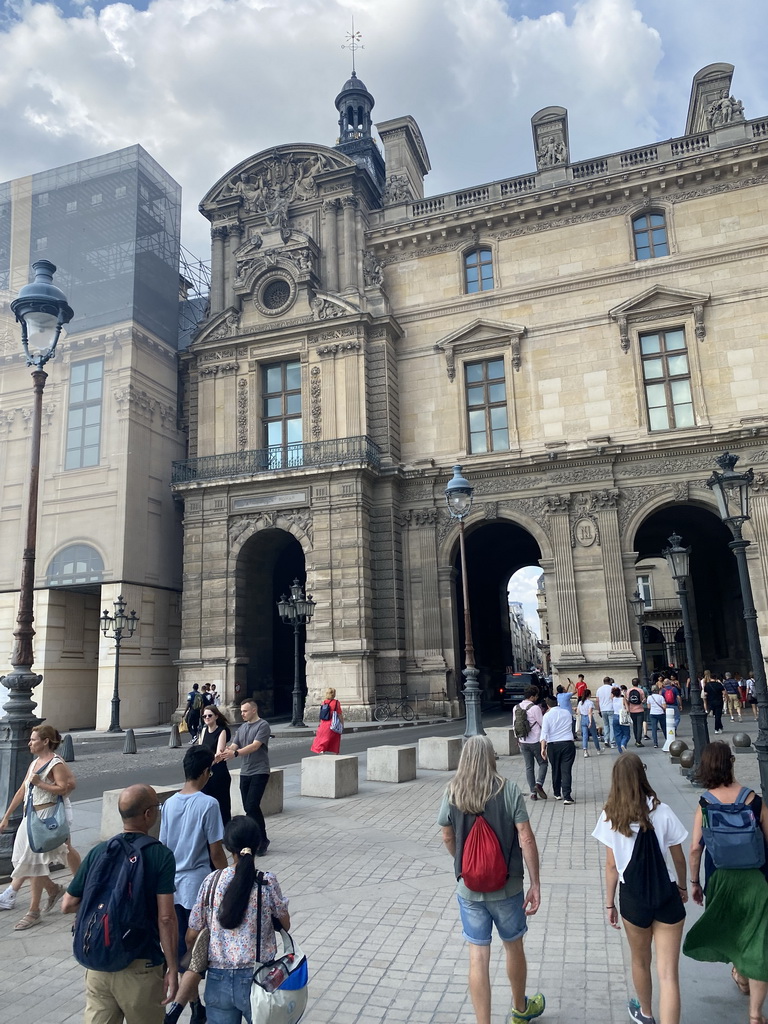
left=593, top=754, right=688, bottom=1024
left=647, top=688, right=667, bottom=748
left=577, top=689, right=601, bottom=757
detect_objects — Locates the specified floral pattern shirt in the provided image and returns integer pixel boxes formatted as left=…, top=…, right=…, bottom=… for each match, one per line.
left=189, top=868, right=288, bottom=967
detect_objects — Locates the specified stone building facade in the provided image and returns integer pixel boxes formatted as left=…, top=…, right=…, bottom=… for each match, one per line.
left=174, top=62, right=768, bottom=719
left=0, top=146, right=185, bottom=730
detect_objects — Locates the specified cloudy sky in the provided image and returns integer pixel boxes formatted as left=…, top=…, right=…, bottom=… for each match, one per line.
left=1, top=0, right=766, bottom=262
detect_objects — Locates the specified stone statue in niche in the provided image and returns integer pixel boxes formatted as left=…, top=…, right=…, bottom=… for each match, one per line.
left=382, top=173, right=413, bottom=204
left=363, top=249, right=383, bottom=287
left=537, top=135, right=567, bottom=168
left=706, top=90, right=745, bottom=129
left=226, top=152, right=334, bottom=216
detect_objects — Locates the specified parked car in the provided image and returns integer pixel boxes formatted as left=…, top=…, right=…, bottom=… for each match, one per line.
left=501, top=671, right=547, bottom=708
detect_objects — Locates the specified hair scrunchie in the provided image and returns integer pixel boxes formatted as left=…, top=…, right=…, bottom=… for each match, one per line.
left=240, top=847, right=253, bottom=856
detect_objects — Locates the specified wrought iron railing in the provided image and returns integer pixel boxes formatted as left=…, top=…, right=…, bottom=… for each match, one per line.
left=172, top=435, right=382, bottom=484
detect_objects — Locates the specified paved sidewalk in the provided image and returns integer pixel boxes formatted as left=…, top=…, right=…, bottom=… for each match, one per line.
left=0, top=713, right=761, bottom=1024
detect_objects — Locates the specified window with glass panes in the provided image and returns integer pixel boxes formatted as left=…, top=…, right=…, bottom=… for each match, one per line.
left=640, top=329, right=694, bottom=431
left=65, top=359, right=103, bottom=469
left=464, top=249, right=494, bottom=293
left=465, top=358, right=509, bottom=453
left=636, top=575, right=652, bottom=609
left=263, top=360, right=302, bottom=450
left=632, top=212, right=669, bottom=260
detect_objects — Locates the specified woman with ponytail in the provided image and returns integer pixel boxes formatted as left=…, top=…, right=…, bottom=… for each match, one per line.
left=185, top=816, right=290, bottom=1023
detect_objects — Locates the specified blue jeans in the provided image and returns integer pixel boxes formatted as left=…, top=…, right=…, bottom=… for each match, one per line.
left=613, top=716, right=630, bottom=752
left=650, top=714, right=665, bottom=746
left=581, top=718, right=600, bottom=751
left=599, top=709, right=615, bottom=746
left=457, top=891, right=527, bottom=944
left=204, top=967, right=253, bottom=1024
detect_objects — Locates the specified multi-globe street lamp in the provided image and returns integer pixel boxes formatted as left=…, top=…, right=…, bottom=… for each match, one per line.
left=662, top=532, right=709, bottom=775
left=277, top=579, right=316, bottom=728
left=628, top=590, right=650, bottom=691
left=444, top=465, right=484, bottom=738
left=100, top=595, right=139, bottom=733
left=707, top=451, right=768, bottom=801
left=0, top=260, right=73, bottom=872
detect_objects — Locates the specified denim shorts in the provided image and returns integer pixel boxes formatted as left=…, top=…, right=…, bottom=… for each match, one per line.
left=456, top=890, right=527, bottom=945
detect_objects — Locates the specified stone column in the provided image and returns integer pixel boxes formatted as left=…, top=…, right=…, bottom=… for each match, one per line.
left=225, top=223, right=243, bottom=310
left=210, top=225, right=227, bottom=315
left=323, top=199, right=340, bottom=293
left=418, top=516, right=442, bottom=653
left=341, top=196, right=358, bottom=291
left=748, top=484, right=768, bottom=625
left=594, top=497, right=634, bottom=657
left=547, top=496, right=585, bottom=662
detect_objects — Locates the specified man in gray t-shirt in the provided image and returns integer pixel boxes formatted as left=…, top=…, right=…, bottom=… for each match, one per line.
left=220, top=698, right=271, bottom=856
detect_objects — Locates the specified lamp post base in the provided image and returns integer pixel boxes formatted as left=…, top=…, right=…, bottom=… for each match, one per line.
left=108, top=697, right=122, bottom=733
left=0, top=665, right=43, bottom=875
left=462, top=666, right=485, bottom=738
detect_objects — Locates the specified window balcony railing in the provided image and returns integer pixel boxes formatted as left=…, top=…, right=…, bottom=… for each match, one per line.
left=171, top=435, right=382, bottom=484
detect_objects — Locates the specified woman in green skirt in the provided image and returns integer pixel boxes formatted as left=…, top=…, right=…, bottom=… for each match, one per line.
left=684, top=741, right=768, bottom=1024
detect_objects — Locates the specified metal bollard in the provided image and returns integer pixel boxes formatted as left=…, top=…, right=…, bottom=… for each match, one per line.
left=168, top=724, right=182, bottom=748
left=122, top=728, right=138, bottom=755
left=60, top=734, right=75, bottom=762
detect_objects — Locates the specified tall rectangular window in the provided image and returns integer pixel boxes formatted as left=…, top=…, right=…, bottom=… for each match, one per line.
left=465, top=358, right=509, bottom=454
left=640, top=328, right=694, bottom=431
left=637, top=574, right=652, bottom=609
left=263, top=360, right=302, bottom=467
left=65, top=358, right=103, bottom=469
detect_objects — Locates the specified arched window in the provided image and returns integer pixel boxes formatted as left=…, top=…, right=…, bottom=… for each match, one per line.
left=46, top=544, right=104, bottom=587
left=632, top=212, right=669, bottom=260
left=464, top=249, right=494, bottom=293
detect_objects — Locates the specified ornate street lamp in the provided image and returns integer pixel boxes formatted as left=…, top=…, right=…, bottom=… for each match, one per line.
left=662, top=533, right=709, bottom=776
left=707, top=451, right=768, bottom=800
left=100, top=595, right=139, bottom=733
left=0, top=261, right=73, bottom=872
left=277, top=579, right=316, bottom=727
left=628, top=590, right=650, bottom=690
left=445, top=465, right=484, bottom=738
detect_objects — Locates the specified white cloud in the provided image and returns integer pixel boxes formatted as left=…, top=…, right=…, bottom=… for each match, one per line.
left=0, top=0, right=764, bottom=259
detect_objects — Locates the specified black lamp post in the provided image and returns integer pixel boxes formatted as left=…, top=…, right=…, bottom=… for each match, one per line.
left=628, top=590, right=650, bottom=690
left=277, top=579, right=316, bottom=728
left=662, top=533, right=709, bottom=775
left=100, top=595, right=139, bottom=733
left=0, top=261, right=73, bottom=872
left=445, top=465, right=484, bottom=738
left=707, top=451, right=768, bottom=800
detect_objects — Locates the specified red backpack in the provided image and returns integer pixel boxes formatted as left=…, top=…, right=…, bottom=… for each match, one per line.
left=663, top=686, right=677, bottom=705
left=461, top=815, right=508, bottom=893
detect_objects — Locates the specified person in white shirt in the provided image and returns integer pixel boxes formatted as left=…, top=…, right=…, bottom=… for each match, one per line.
left=516, top=686, right=548, bottom=800
left=595, top=677, right=615, bottom=748
left=540, top=698, right=576, bottom=804
left=646, top=687, right=667, bottom=748
left=577, top=690, right=601, bottom=757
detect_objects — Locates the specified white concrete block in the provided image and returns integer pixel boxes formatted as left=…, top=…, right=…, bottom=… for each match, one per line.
left=300, top=754, right=359, bottom=798
left=366, top=745, right=417, bottom=783
left=418, top=736, right=462, bottom=771
left=229, top=768, right=284, bottom=817
left=100, top=784, right=179, bottom=841
left=485, top=728, right=520, bottom=757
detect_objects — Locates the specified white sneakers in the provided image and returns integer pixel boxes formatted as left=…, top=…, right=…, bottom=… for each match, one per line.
left=0, top=886, right=17, bottom=910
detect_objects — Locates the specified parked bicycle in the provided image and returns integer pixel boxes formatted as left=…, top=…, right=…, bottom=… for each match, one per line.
left=373, top=697, right=415, bottom=722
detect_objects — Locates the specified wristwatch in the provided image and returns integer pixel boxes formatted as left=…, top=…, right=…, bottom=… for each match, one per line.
left=234, top=749, right=239, bottom=757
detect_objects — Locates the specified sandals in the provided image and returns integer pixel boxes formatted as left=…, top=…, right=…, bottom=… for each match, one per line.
left=44, top=883, right=65, bottom=913
left=14, top=910, right=41, bottom=931
left=733, top=966, right=750, bottom=995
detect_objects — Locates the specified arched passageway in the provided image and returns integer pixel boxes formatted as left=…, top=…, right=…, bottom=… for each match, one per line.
left=634, top=503, right=748, bottom=676
left=235, top=528, right=307, bottom=715
left=452, top=520, right=542, bottom=701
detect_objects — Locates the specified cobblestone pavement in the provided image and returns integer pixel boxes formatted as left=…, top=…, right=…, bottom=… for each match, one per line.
left=0, top=713, right=760, bottom=1024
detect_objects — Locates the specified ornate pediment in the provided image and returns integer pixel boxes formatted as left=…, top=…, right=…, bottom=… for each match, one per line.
left=191, top=307, right=241, bottom=347
left=234, top=232, right=320, bottom=296
left=434, top=318, right=527, bottom=381
left=609, top=286, right=710, bottom=352
left=200, top=145, right=355, bottom=222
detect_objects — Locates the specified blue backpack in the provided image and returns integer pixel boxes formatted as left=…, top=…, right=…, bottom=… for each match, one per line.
left=700, top=787, right=766, bottom=871
left=72, top=834, right=159, bottom=971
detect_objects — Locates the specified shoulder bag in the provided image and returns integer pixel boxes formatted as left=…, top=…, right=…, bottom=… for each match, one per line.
left=330, top=701, right=343, bottom=735
left=182, top=870, right=222, bottom=973
left=250, top=871, right=308, bottom=1024
left=618, top=705, right=631, bottom=727
left=26, top=760, right=70, bottom=854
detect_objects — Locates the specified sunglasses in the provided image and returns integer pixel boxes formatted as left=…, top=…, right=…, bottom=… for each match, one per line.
left=202, top=713, right=216, bottom=719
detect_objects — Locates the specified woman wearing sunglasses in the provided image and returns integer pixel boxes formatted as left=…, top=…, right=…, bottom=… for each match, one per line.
left=200, top=706, right=232, bottom=825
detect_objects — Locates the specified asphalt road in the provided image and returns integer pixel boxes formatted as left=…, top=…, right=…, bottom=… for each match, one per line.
left=69, top=710, right=511, bottom=803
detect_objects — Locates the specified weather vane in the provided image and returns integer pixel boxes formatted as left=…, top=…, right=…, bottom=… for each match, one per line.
left=342, top=17, right=363, bottom=74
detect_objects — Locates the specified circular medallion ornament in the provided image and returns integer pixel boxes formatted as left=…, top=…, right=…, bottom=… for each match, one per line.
left=254, top=272, right=296, bottom=317
left=574, top=517, right=597, bottom=547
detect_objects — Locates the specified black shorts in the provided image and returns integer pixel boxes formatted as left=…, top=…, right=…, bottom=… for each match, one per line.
left=619, top=878, right=685, bottom=929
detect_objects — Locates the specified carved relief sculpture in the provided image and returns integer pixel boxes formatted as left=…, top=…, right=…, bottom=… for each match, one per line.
left=705, top=91, right=745, bottom=129
left=363, top=249, right=384, bottom=288
left=237, top=378, right=248, bottom=451
left=382, top=174, right=413, bottom=205
left=310, top=366, right=321, bottom=439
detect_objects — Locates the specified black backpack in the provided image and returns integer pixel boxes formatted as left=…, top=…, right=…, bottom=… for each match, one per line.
left=319, top=701, right=331, bottom=721
left=72, top=834, right=159, bottom=972
left=628, top=689, right=643, bottom=706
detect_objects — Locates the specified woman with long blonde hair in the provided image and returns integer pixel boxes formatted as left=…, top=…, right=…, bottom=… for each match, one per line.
left=593, top=754, right=688, bottom=1024
left=438, top=736, right=544, bottom=1024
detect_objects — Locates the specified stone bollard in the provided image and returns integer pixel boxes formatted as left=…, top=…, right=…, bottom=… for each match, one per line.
left=668, top=739, right=688, bottom=765
left=418, top=736, right=462, bottom=771
left=733, top=732, right=753, bottom=754
left=101, top=785, right=179, bottom=840
left=301, top=755, right=359, bottom=799
left=168, top=725, right=182, bottom=749
left=230, top=769, right=284, bottom=817
left=485, top=728, right=519, bottom=757
left=60, top=734, right=75, bottom=762
left=367, top=745, right=417, bottom=783
left=122, top=728, right=137, bottom=755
